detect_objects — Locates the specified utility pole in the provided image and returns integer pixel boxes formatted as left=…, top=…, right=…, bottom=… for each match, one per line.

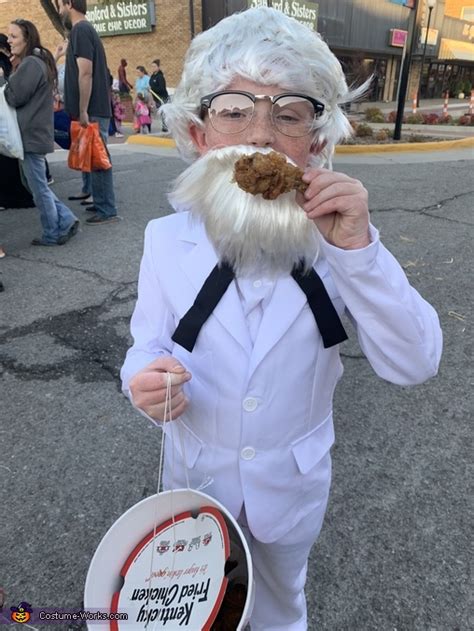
left=394, top=0, right=421, bottom=140
left=189, top=0, right=195, bottom=38
left=417, top=0, right=436, bottom=106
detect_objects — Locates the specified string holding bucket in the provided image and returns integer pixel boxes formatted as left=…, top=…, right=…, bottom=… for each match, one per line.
left=156, top=372, right=190, bottom=497
left=84, top=373, right=254, bottom=630
left=145, top=372, right=190, bottom=627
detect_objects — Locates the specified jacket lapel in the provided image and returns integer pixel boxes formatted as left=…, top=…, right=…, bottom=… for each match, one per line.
left=178, top=218, right=252, bottom=356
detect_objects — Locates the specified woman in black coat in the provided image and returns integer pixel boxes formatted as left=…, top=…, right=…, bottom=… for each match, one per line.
left=0, top=33, right=34, bottom=210
left=149, top=59, right=169, bottom=132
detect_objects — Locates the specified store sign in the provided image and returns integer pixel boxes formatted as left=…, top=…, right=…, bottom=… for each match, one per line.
left=390, top=28, right=408, bottom=47
left=420, top=27, right=438, bottom=46
left=87, top=1, right=153, bottom=37
left=247, top=0, right=319, bottom=31
left=462, top=23, right=474, bottom=41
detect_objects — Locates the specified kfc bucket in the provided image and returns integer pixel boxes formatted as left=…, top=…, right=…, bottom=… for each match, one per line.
left=84, top=489, right=254, bottom=630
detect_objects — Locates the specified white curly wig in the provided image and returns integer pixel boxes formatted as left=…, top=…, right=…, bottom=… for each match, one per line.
left=162, top=6, right=367, bottom=167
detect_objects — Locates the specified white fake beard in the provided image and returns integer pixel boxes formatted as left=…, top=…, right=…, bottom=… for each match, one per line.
left=169, top=145, right=320, bottom=277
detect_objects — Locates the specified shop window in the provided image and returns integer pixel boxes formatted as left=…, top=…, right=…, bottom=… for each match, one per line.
left=461, top=7, right=474, bottom=22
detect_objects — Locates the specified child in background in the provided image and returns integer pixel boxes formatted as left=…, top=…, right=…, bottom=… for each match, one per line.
left=112, top=92, right=125, bottom=138
left=134, top=93, right=151, bottom=134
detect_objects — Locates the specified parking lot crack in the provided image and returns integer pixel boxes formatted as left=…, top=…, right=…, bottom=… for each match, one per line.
left=0, top=289, right=136, bottom=386
left=5, top=253, right=132, bottom=286
left=371, top=189, right=474, bottom=225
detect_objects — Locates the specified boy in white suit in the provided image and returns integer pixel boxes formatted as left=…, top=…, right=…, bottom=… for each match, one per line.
left=121, top=7, right=442, bottom=630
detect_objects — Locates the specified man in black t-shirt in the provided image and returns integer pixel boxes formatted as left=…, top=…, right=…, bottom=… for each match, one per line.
left=59, top=0, right=118, bottom=225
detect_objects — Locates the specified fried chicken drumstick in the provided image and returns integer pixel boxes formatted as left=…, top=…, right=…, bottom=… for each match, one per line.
left=233, top=151, right=308, bottom=200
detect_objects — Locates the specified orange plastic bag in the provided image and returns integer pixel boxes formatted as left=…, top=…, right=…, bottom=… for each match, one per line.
left=68, top=121, right=94, bottom=172
left=90, top=123, right=112, bottom=171
left=68, top=121, right=112, bottom=172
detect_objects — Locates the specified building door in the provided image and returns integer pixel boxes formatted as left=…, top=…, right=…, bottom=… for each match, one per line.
left=338, top=55, right=388, bottom=102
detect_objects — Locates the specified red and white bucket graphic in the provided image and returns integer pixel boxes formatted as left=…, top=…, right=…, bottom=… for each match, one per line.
left=84, top=489, right=254, bottom=630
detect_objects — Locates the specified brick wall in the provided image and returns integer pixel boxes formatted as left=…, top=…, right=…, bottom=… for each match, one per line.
left=0, top=0, right=202, bottom=89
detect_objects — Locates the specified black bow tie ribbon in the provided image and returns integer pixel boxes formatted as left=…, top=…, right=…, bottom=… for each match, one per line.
left=172, top=261, right=348, bottom=352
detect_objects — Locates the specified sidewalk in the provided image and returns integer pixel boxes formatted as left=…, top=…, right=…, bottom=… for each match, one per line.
left=354, top=97, right=472, bottom=115
left=356, top=122, right=474, bottom=139
left=125, top=128, right=474, bottom=153
left=121, top=98, right=473, bottom=152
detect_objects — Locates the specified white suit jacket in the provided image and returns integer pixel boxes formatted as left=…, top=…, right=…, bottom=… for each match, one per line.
left=121, top=211, right=442, bottom=543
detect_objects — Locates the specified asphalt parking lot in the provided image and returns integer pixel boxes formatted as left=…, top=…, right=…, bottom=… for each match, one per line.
left=0, top=143, right=472, bottom=630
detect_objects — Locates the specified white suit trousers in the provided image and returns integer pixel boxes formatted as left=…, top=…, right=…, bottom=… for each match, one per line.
left=238, top=501, right=327, bottom=630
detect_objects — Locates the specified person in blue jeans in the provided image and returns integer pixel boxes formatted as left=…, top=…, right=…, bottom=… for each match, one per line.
left=21, top=153, right=78, bottom=244
left=60, top=0, right=118, bottom=225
left=0, top=20, right=79, bottom=246
left=87, top=116, right=117, bottom=220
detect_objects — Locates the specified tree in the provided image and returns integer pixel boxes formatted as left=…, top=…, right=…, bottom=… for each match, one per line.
left=40, top=0, right=65, bottom=37
left=40, top=0, right=107, bottom=37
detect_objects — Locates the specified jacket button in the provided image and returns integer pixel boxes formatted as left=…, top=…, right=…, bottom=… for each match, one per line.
left=240, top=446, right=256, bottom=460
left=242, top=397, right=258, bottom=412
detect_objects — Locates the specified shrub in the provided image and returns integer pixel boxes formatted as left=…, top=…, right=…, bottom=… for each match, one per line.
left=453, top=80, right=465, bottom=96
left=374, top=129, right=389, bottom=141
left=407, top=134, right=426, bottom=143
left=349, top=119, right=358, bottom=132
left=355, top=123, right=373, bottom=137
left=406, top=113, right=424, bottom=124
left=422, top=113, right=440, bottom=125
left=387, top=110, right=406, bottom=124
left=439, top=115, right=453, bottom=125
left=458, top=114, right=474, bottom=126
left=463, top=80, right=472, bottom=95
left=364, top=107, right=384, bottom=122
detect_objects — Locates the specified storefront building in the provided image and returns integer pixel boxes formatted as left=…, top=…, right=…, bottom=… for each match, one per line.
left=0, top=0, right=472, bottom=100
left=424, top=0, right=474, bottom=98
left=0, top=0, right=202, bottom=89
left=204, top=0, right=474, bottom=102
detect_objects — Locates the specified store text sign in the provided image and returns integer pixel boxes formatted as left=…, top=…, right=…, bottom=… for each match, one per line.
left=87, top=1, right=152, bottom=37
left=247, top=0, right=318, bottom=31
left=420, top=27, right=438, bottom=47
left=390, top=28, right=408, bottom=47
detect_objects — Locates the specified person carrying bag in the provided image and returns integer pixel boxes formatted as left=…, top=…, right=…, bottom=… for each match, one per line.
left=0, top=20, right=79, bottom=246
left=68, top=120, right=111, bottom=172
left=0, top=83, right=23, bottom=159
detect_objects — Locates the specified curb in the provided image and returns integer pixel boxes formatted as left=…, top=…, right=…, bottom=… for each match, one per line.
left=126, top=135, right=176, bottom=148
left=336, top=136, right=474, bottom=153
left=126, top=134, right=474, bottom=153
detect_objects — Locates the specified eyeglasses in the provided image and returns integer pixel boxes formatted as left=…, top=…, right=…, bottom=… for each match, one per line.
left=200, top=90, right=325, bottom=137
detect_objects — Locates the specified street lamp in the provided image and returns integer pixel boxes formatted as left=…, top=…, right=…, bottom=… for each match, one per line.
left=418, top=0, right=436, bottom=104
left=394, top=0, right=420, bottom=140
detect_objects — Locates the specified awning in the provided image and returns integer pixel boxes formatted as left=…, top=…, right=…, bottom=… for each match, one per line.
left=438, top=38, right=474, bottom=62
